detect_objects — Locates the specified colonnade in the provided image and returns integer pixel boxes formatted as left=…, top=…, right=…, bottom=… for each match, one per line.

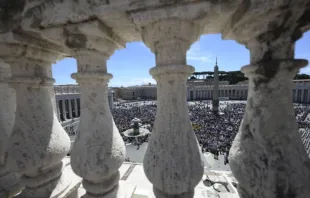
left=55, top=87, right=114, bottom=123
left=121, top=87, right=157, bottom=100
left=122, top=85, right=310, bottom=103
left=189, top=87, right=248, bottom=101
left=0, top=13, right=310, bottom=198
left=294, top=87, right=310, bottom=103
left=56, top=98, right=80, bottom=122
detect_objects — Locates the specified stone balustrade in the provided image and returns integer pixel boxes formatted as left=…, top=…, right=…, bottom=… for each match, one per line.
left=0, top=58, right=22, bottom=197
left=0, top=1, right=309, bottom=198
left=139, top=19, right=204, bottom=197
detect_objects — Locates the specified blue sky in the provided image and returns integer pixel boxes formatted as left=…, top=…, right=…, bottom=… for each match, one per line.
left=52, top=32, right=310, bottom=87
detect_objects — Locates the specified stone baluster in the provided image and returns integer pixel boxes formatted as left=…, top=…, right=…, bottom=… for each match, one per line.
left=141, top=19, right=204, bottom=197
left=0, top=59, right=22, bottom=197
left=3, top=44, right=71, bottom=198
left=71, top=49, right=125, bottom=198
left=229, top=36, right=310, bottom=197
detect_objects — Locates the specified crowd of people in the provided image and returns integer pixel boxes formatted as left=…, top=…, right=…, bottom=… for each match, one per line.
left=112, top=102, right=156, bottom=133
left=65, top=100, right=310, bottom=161
left=188, top=101, right=245, bottom=163
left=111, top=101, right=245, bottom=161
left=111, top=101, right=310, bottom=161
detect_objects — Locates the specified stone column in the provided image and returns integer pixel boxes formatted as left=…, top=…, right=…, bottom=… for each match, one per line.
left=0, top=59, right=22, bottom=197
left=4, top=46, right=71, bottom=198
left=56, top=100, right=61, bottom=121
left=68, top=99, right=73, bottom=119
left=229, top=37, right=310, bottom=198
left=294, top=88, right=298, bottom=102
left=301, top=89, right=305, bottom=103
left=74, top=98, right=79, bottom=117
left=71, top=49, right=125, bottom=198
left=62, top=100, right=67, bottom=120
left=142, top=19, right=204, bottom=198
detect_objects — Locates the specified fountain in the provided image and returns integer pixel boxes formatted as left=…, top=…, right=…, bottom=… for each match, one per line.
left=123, top=118, right=150, bottom=138
left=123, top=118, right=151, bottom=162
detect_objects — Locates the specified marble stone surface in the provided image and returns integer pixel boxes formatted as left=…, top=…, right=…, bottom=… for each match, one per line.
left=0, top=59, right=15, bottom=166
left=142, top=19, right=204, bottom=197
left=71, top=50, right=126, bottom=198
left=229, top=59, right=310, bottom=198
left=73, top=162, right=239, bottom=198
left=0, top=1, right=309, bottom=198
left=2, top=44, right=72, bottom=198
left=0, top=59, right=22, bottom=197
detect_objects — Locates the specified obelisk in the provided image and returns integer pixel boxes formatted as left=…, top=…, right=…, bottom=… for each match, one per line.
left=212, top=57, right=219, bottom=114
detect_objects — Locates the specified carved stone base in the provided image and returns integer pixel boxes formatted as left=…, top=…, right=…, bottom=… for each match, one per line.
left=153, top=187, right=194, bottom=198
left=80, top=181, right=135, bottom=198
left=0, top=172, right=23, bottom=198
left=15, top=161, right=81, bottom=198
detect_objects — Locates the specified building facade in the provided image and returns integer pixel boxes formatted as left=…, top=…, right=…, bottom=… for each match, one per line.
left=121, top=84, right=157, bottom=100
left=120, top=79, right=310, bottom=103
left=54, top=85, right=114, bottom=134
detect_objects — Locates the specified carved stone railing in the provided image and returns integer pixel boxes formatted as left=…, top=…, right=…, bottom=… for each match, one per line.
left=0, top=40, right=75, bottom=197
left=0, top=1, right=309, bottom=198
left=0, top=58, right=22, bottom=198
left=223, top=1, right=310, bottom=197
left=137, top=18, right=204, bottom=197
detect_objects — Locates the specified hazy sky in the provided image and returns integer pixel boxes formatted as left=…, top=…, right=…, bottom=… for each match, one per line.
left=52, top=32, right=310, bottom=87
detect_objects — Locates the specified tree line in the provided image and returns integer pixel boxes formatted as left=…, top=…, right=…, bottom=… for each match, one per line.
left=189, top=71, right=310, bottom=85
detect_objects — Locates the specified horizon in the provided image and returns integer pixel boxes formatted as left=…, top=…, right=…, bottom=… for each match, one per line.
left=52, top=32, right=310, bottom=87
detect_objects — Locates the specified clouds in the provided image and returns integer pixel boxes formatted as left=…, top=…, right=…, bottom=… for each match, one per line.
left=187, top=42, right=214, bottom=63
left=300, top=65, right=310, bottom=74
left=130, top=78, right=156, bottom=86
left=110, top=77, right=156, bottom=87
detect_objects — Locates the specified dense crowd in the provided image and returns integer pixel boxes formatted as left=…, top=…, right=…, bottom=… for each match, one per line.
left=112, top=102, right=156, bottom=132
left=111, top=101, right=310, bottom=163
left=189, top=101, right=245, bottom=157
left=112, top=101, right=244, bottom=162
left=295, top=104, right=310, bottom=128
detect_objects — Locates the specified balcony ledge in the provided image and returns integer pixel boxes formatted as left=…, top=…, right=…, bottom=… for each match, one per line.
left=61, top=157, right=239, bottom=198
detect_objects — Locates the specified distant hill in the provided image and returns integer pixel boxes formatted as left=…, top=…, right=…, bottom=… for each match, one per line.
left=190, top=71, right=310, bottom=84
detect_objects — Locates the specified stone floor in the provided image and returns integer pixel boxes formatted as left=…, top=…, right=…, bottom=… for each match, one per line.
left=63, top=157, right=240, bottom=198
